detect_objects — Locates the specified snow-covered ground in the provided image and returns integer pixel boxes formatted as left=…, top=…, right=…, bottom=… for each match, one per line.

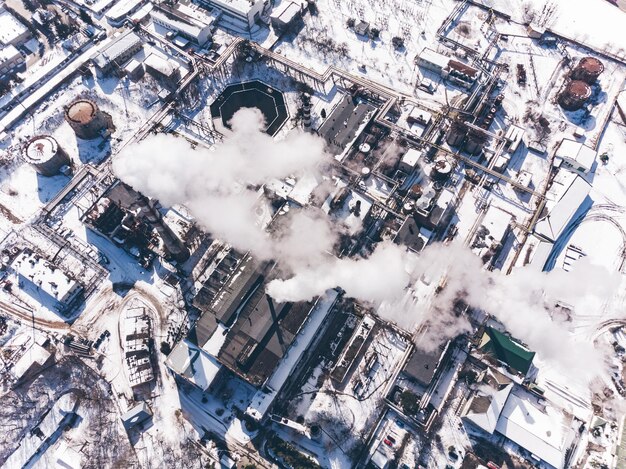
left=275, top=0, right=457, bottom=95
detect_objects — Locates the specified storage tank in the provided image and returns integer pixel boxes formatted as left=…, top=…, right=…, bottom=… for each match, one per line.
left=571, top=57, right=604, bottom=84
left=558, top=80, right=592, bottom=111
left=446, top=120, right=466, bottom=147
left=23, top=135, right=71, bottom=176
left=64, top=99, right=112, bottom=140
left=432, top=156, right=453, bottom=181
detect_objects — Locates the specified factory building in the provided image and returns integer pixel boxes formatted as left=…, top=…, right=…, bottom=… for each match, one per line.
left=416, top=47, right=479, bottom=89
left=106, top=0, right=147, bottom=27
left=0, top=45, right=24, bottom=82
left=534, top=173, right=591, bottom=243
left=10, top=250, right=83, bottom=313
left=22, top=135, right=71, bottom=176
left=144, top=53, right=181, bottom=88
left=0, top=8, right=31, bottom=48
left=64, top=99, right=114, bottom=140
left=318, top=94, right=377, bottom=157
left=170, top=254, right=338, bottom=421
left=477, top=327, right=536, bottom=378
left=150, top=3, right=216, bottom=46
left=195, top=0, right=265, bottom=31
left=92, top=30, right=144, bottom=74
left=463, top=379, right=576, bottom=469
left=555, top=138, right=597, bottom=175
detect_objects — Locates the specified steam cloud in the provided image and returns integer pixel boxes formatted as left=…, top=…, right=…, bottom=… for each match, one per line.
left=114, top=108, right=619, bottom=383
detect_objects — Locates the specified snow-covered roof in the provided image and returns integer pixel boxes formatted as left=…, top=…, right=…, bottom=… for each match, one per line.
left=496, top=390, right=573, bottom=469
left=0, top=44, right=21, bottom=64
left=463, top=383, right=512, bottom=434
left=165, top=340, right=222, bottom=391
left=11, top=341, right=51, bottom=379
left=534, top=175, right=591, bottom=242
left=270, top=1, right=300, bottom=23
left=400, top=148, right=422, bottom=169
left=0, top=9, right=28, bottom=46
left=105, top=0, right=142, bottom=23
left=11, top=251, right=80, bottom=305
left=144, top=53, right=177, bottom=77
left=246, top=291, right=338, bottom=421
left=121, top=402, right=153, bottom=430
left=555, top=139, right=596, bottom=173
left=55, top=442, right=82, bottom=469
left=418, top=47, right=450, bottom=70
left=203, top=0, right=260, bottom=15
left=93, top=30, right=143, bottom=69
left=528, top=236, right=554, bottom=271
left=150, top=7, right=213, bottom=44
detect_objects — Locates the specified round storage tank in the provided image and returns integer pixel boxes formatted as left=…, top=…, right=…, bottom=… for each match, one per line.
left=64, top=99, right=111, bottom=140
left=571, top=57, right=604, bottom=84
left=558, top=80, right=592, bottom=111
left=23, top=135, right=71, bottom=176
left=432, top=156, right=453, bottom=180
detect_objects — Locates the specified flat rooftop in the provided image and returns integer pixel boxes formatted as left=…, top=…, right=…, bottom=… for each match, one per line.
left=0, top=9, right=28, bottom=46
left=11, top=250, right=80, bottom=304
left=189, top=257, right=316, bottom=387
left=318, top=94, right=377, bottom=156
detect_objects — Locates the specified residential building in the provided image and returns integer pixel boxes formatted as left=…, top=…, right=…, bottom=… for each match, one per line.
left=0, top=45, right=24, bottom=81
left=0, top=9, right=31, bottom=47
left=121, top=402, right=153, bottom=430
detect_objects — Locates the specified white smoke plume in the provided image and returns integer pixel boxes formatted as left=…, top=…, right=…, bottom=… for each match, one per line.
left=113, top=108, right=334, bottom=262
left=268, top=240, right=620, bottom=382
left=114, top=107, right=620, bottom=383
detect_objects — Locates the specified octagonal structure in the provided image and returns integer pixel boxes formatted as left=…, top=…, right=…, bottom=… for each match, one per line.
left=210, top=80, right=288, bottom=136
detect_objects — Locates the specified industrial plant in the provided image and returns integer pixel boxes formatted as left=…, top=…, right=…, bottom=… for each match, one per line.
left=0, top=0, right=625, bottom=467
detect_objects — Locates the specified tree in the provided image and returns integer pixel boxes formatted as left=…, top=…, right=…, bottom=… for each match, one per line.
left=392, top=36, right=404, bottom=50
left=400, top=390, right=419, bottom=416
left=369, top=27, right=380, bottom=40
left=79, top=8, right=93, bottom=25
left=346, top=18, right=355, bottom=28
left=160, top=341, right=171, bottom=355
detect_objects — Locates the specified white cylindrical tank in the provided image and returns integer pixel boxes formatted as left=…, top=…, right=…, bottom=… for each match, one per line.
left=23, top=135, right=71, bottom=176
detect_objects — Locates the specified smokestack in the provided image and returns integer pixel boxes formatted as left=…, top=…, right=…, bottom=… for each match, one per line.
left=302, top=93, right=312, bottom=130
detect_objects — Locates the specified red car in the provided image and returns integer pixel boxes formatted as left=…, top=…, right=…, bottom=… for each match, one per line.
left=487, top=462, right=500, bottom=469
left=383, top=438, right=393, bottom=447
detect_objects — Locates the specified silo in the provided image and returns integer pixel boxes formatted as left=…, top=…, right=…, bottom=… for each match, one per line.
left=64, top=99, right=112, bottom=140
left=558, top=80, right=592, bottom=111
left=571, top=57, right=604, bottom=84
left=23, top=135, right=71, bottom=176
left=432, top=156, right=454, bottom=181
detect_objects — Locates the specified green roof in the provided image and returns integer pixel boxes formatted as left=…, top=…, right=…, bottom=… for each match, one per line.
left=481, top=327, right=535, bottom=375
